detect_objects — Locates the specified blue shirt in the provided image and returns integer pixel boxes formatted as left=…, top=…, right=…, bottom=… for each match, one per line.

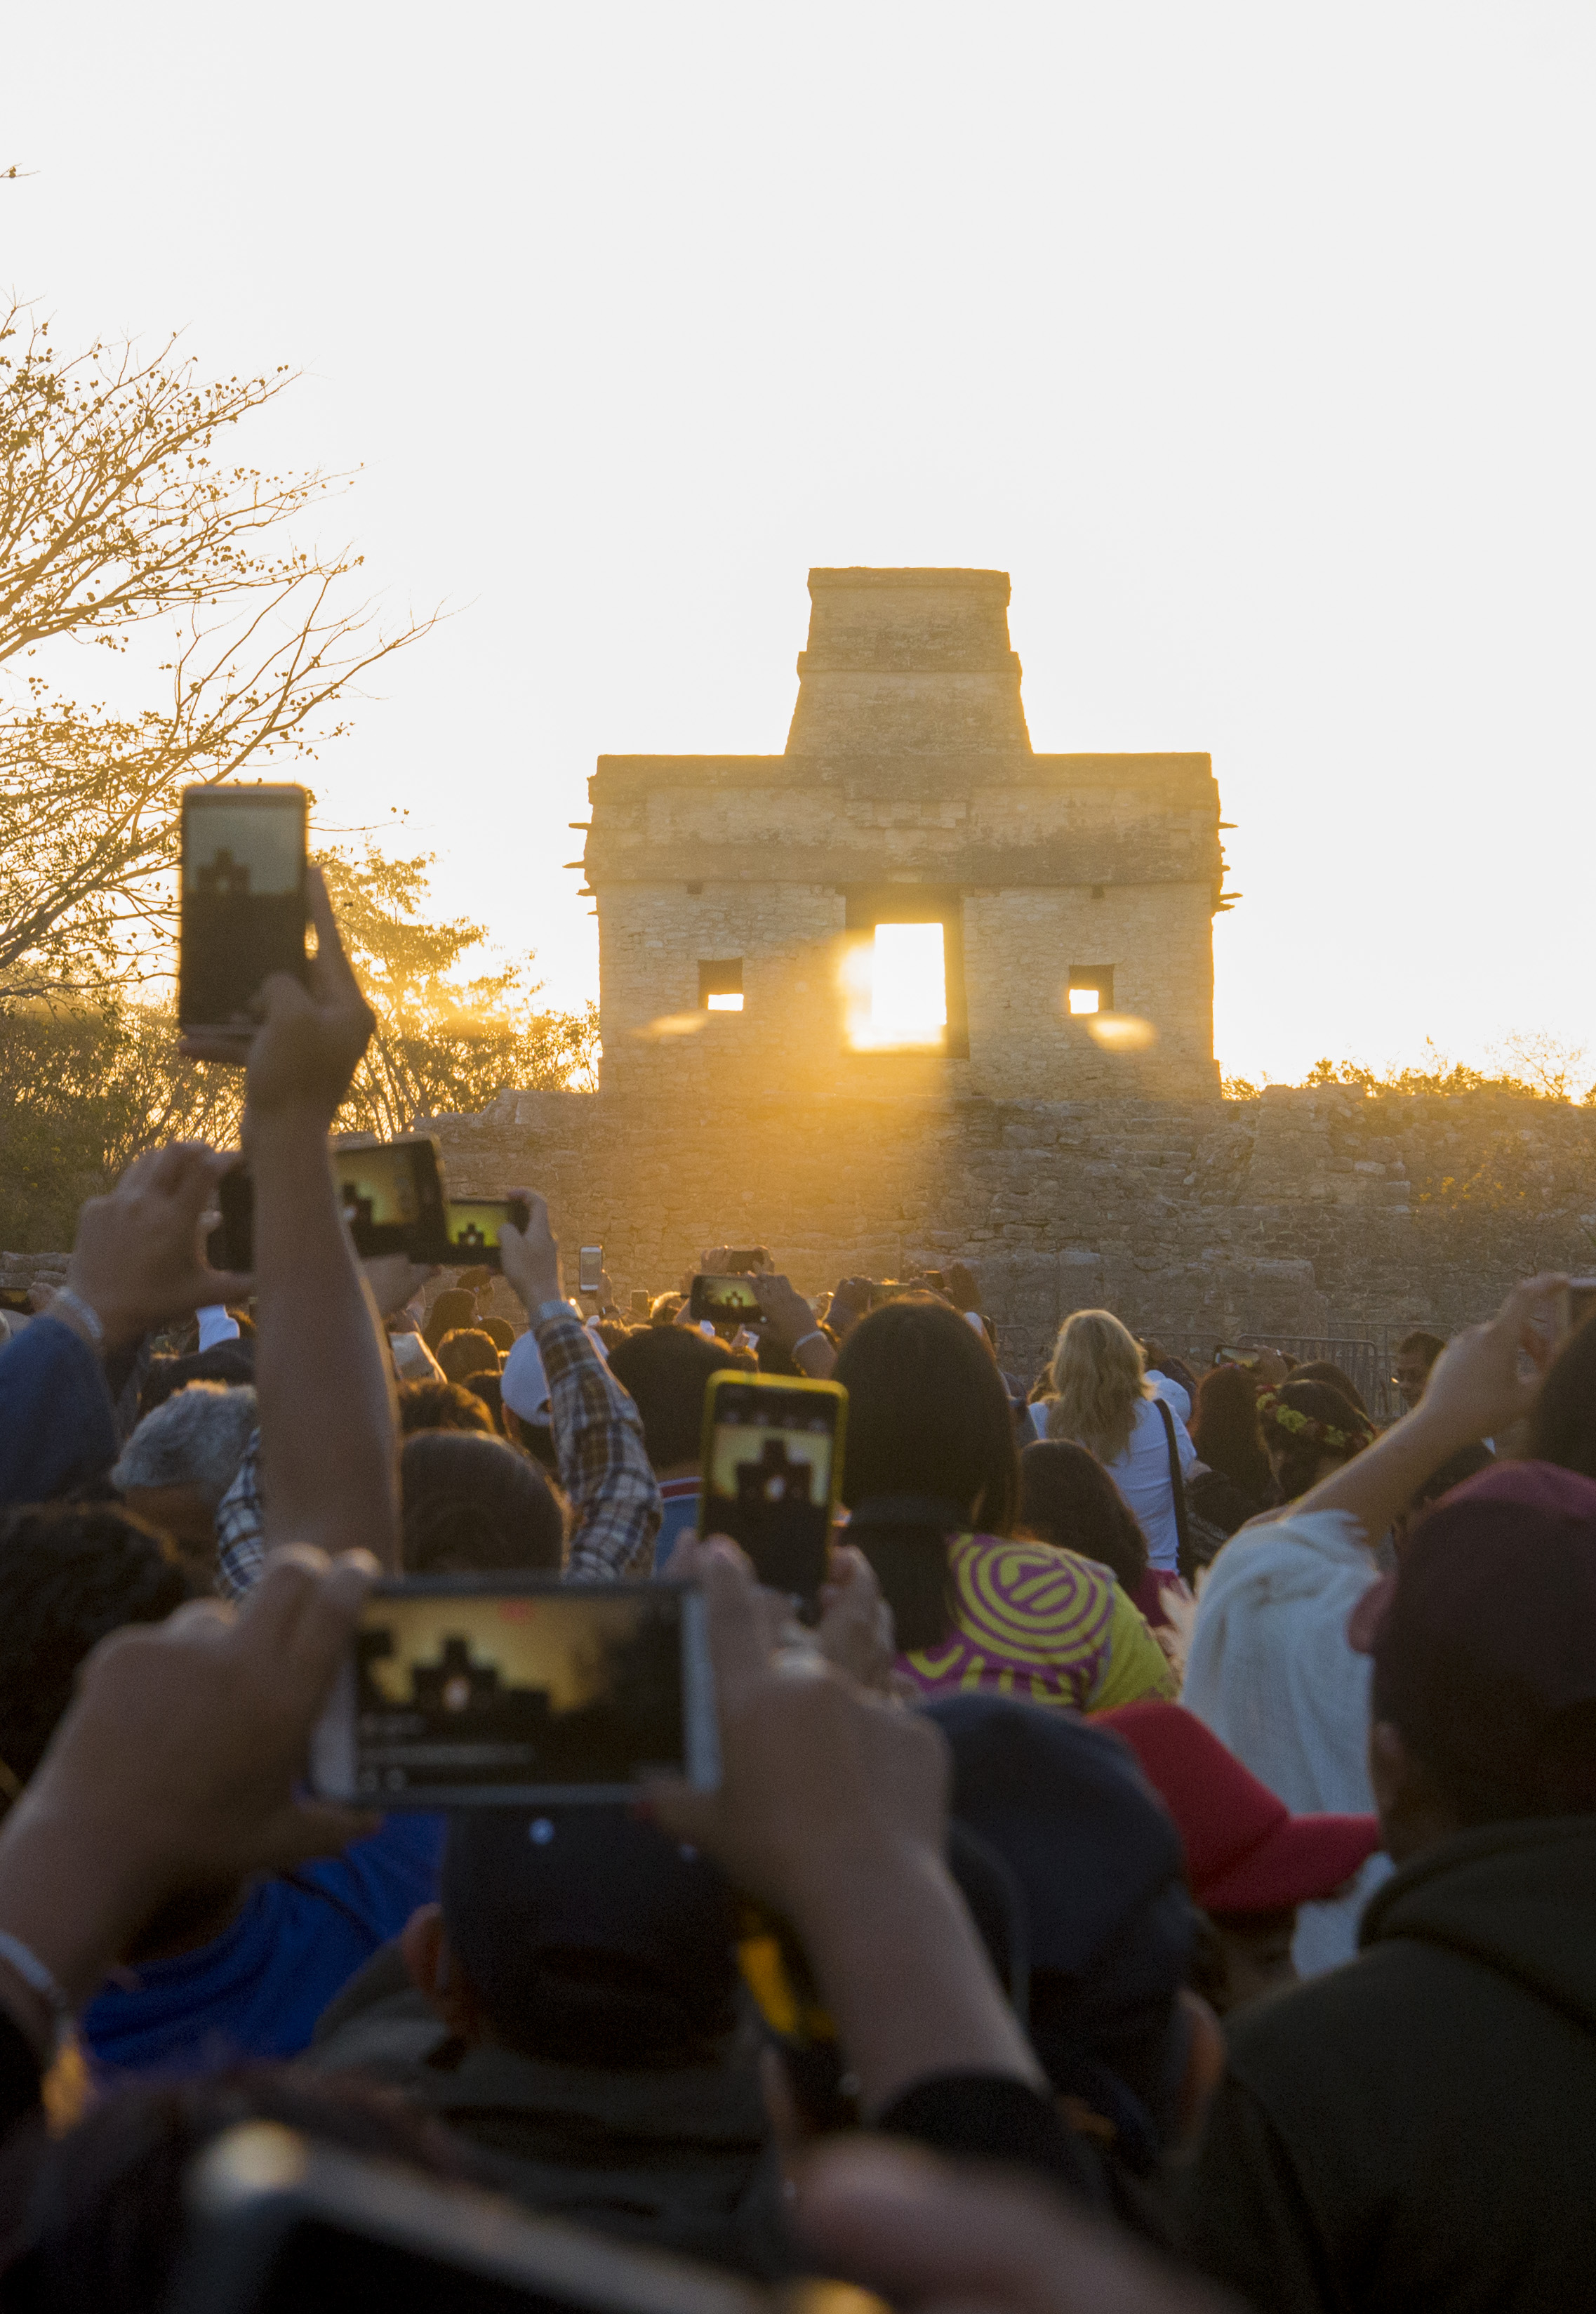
left=83, top=1813, right=445, bottom=2076
left=651, top=1477, right=701, bottom=1572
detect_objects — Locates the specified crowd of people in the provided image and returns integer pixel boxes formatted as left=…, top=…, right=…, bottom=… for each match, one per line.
left=0, top=873, right=1591, bottom=2310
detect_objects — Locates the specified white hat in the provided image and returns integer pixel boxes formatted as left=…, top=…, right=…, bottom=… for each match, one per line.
left=500, top=1330, right=552, bottom=1423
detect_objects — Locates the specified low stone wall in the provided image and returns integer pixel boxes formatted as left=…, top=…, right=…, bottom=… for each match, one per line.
left=427, top=1083, right=1596, bottom=1378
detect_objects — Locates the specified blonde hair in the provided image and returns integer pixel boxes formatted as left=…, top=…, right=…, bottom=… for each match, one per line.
left=1045, top=1309, right=1149, bottom=1465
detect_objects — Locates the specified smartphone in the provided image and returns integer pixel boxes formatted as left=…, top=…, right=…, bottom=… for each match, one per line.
left=724, top=1248, right=769, bottom=1276
left=629, top=1290, right=652, bottom=1318
left=178, top=784, right=308, bottom=1033
left=310, top=1577, right=718, bottom=1807
left=444, top=1196, right=531, bottom=1272
left=689, top=1274, right=763, bottom=1328
left=208, top=1139, right=449, bottom=1271
left=0, top=1288, right=32, bottom=1314
left=169, top=2124, right=805, bottom=2314
left=919, top=1269, right=948, bottom=1293
left=578, top=1245, right=604, bottom=1297
left=698, top=1370, right=847, bottom=1604
left=1213, top=1344, right=1261, bottom=1370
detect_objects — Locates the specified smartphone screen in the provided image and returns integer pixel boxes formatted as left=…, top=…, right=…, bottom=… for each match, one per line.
left=310, top=1578, right=717, bottom=1806
left=579, top=1245, right=604, bottom=1296
left=179, top=786, right=308, bottom=1031
left=444, top=1197, right=529, bottom=1271
left=210, top=1139, right=447, bottom=1270
left=698, top=1373, right=846, bottom=1604
left=689, top=1274, right=764, bottom=1328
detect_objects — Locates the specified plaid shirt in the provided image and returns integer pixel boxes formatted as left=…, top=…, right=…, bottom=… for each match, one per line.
left=213, top=1311, right=659, bottom=1598
left=540, top=1309, right=661, bottom=1580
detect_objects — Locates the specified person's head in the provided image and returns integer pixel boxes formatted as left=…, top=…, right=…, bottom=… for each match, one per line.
left=649, top=1292, right=684, bottom=1327
left=478, top=1315, right=517, bottom=1353
left=1046, top=1310, right=1148, bottom=1464
left=1286, top=1359, right=1370, bottom=1417
left=395, top=1380, right=495, bottom=1438
left=1190, top=1364, right=1272, bottom=1500
left=1358, top=1462, right=1596, bottom=1860
left=1017, top=1440, right=1148, bottom=1596
left=110, top=1384, right=257, bottom=1579
left=834, top=1295, right=1020, bottom=1651
left=0, top=1504, right=189, bottom=1803
left=606, top=1327, right=744, bottom=1476
left=1256, top=1380, right=1374, bottom=1502
left=423, top=1288, right=478, bottom=1352
left=926, top=1694, right=1197, bottom=2158
left=0, top=2067, right=483, bottom=2313
left=435, top=1328, right=500, bottom=1387
left=1392, top=1328, right=1447, bottom=1410
left=405, top=1805, right=740, bottom=2068
left=1097, top=1702, right=1379, bottom=2017
left=399, top=1430, right=564, bottom=1573
left=135, top=1341, right=255, bottom=1422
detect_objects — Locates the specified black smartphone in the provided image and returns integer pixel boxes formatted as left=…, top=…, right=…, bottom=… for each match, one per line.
left=208, top=1139, right=450, bottom=1271
left=629, top=1290, right=652, bottom=1318
left=698, top=1370, right=847, bottom=1605
left=689, top=1274, right=763, bottom=1328
left=444, top=1197, right=531, bottom=1272
left=578, top=1245, right=604, bottom=1297
left=178, top=784, right=308, bottom=1033
left=723, top=1248, right=769, bottom=1275
left=309, top=1577, right=719, bottom=1807
left=168, top=2124, right=819, bottom=2314
left=0, top=1288, right=32, bottom=1314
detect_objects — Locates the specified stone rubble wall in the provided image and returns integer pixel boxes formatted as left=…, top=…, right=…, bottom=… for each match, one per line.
left=428, top=1083, right=1596, bottom=1379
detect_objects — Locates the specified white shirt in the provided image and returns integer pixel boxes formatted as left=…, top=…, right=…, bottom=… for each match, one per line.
left=1145, top=1368, right=1192, bottom=1425
left=1104, top=1396, right=1197, bottom=1575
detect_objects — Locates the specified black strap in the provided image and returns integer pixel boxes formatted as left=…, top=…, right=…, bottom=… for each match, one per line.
left=1152, top=1394, right=1192, bottom=1571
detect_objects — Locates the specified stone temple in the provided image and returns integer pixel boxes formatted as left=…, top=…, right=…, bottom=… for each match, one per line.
left=587, top=567, right=1225, bottom=1102
left=430, top=567, right=1595, bottom=1380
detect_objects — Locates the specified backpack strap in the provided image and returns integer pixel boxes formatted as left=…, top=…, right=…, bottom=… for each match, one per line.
left=1152, top=1394, right=1194, bottom=1579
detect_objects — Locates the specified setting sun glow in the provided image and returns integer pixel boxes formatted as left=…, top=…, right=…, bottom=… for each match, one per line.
left=705, top=992, right=743, bottom=1012
left=844, top=922, right=946, bottom=1050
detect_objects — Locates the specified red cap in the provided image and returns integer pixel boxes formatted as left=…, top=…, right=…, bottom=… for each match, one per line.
left=1096, top=1700, right=1381, bottom=1916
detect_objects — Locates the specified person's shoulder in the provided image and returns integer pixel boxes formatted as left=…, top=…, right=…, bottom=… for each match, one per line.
left=955, top=1535, right=1117, bottom=1630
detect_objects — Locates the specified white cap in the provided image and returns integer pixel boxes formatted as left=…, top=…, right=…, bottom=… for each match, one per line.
left=500, top=1330, right=552, bottom=1422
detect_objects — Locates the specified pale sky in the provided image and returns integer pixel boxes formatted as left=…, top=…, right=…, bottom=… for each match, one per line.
left=6, top=3, right=1593, bottom=1086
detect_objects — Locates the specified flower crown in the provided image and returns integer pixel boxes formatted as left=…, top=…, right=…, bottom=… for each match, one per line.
left=1256, top=1389, right=1375, bottom=1456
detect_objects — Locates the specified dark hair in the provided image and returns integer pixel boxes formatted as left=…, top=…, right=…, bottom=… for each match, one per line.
left=478, top=1316, right=517, bottom=1353
left=1286, top=1359, right=1370, bottom=1417
left=0, top=2066, right=484, bottom=2313
left=399, top=1432, right=564, bottom=1573
left=1261, top=1380, right=1371, bottom=1502
left=1396, top=1329, right=1447, bottom=1366
left=1190, top=1365, right=1272, bottom=1500
left=423, top=1288, right=477, bottom=1352
left=395, top=1380, right=494, bottom=1437
left=136, top=1342, right=255, bottom=1421
left=1017, top=1441, right=1148, bottom=1594
left=0, top=1505, right=190, bottom=1792
left=434, top=1328, right=500, bottom=1386
left=834, top=1296, right=1019, bottom=1652
left=1528, top=1313, right=1596, bottom=1482
left=462, top=1370, right=507, bottom=1437
left=606, top=1329, right=740, bottom=1469
left=649, top=1294, right=684, bottom=1327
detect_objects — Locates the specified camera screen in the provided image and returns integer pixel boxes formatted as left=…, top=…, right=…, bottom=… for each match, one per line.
left=446, top=1200, right=521, bottom=1263
left=350, top=1586, right=691, bottom=1799
left=179, top=791, right=306, bottom=1028
left=700, top=1380, right=842, bottom=1601
left=691, top=1274, right=763, bottom=1325
left=334, top=1145, right=438, bottom=1256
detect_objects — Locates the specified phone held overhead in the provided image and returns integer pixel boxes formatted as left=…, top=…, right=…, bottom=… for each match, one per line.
left=208, top=1138, right=529, bottom=1272
left=310, top=1576, right=718, bottom=1808
left=697, top=1370, right=847, bottom=1608
left=578, top=1245, right=604, bottom=1297
left=689, top=1274, right=764, bottom=1328
left=179, top=784, right=309, bottom=1034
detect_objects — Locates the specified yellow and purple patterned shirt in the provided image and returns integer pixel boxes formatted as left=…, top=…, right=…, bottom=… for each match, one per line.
left=897, top=1533, right=1176, bottom=1714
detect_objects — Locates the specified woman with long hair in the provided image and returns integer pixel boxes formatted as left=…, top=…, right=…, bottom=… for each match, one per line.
left=1188, top=1363, right=1274, bottom=1535
left=1256, top=1380, right=1376, bottom=1505
left=834, top=1297, right=1172, bottom=1713
left=1045, top=1310, right=1196, bottom=1586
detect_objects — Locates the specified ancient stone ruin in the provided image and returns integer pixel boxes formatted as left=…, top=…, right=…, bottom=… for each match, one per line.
left=431, top=567, right=1596, bottom=1382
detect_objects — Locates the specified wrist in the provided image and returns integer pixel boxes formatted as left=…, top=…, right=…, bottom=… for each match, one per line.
left=51, top=1282, right=116, bottom=1354
left=0, top=1802, right=166, bottom=2009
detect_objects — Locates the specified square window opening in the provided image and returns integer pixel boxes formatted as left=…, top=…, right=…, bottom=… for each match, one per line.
left=1068, top=967, right=1114, bottom=1017
left=699, top=959, right=744, bottom=1012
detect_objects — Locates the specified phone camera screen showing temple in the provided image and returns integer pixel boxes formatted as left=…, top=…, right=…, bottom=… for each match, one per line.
left=178, top=789, right=306, bottom=1027
left=352, top=1588, right=689, bottom=1797
left=703, top=1382, right=839, bottom=1598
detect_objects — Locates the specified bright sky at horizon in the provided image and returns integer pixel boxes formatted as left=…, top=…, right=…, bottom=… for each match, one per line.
left=5, top=4, right=1593, bottom=1086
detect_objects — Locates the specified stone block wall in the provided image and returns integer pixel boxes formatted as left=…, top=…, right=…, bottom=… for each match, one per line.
left=429, top=1080, right=1596, bottom=1380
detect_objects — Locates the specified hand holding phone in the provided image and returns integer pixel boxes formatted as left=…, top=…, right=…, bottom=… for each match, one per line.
left=698, top=1370, right=847, bottom=1604
left=689, top=1274, right=764, bottom=1328
left=178, top=784, right=308, bottom=1043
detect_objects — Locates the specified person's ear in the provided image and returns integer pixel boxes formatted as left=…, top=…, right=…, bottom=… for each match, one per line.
left=399, top=1903, right=481, bottom=2039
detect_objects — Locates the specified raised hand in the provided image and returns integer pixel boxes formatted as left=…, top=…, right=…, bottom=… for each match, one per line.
left=60, top=1142, right=252, bottom=1350
left=497, top=1189, right=563, bottom=1313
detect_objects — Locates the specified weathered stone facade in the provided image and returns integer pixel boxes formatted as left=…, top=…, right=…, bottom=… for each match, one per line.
left=422, top=564, right=1595, bottom=1380
left=585, top=568, right=1224, bottom=1104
